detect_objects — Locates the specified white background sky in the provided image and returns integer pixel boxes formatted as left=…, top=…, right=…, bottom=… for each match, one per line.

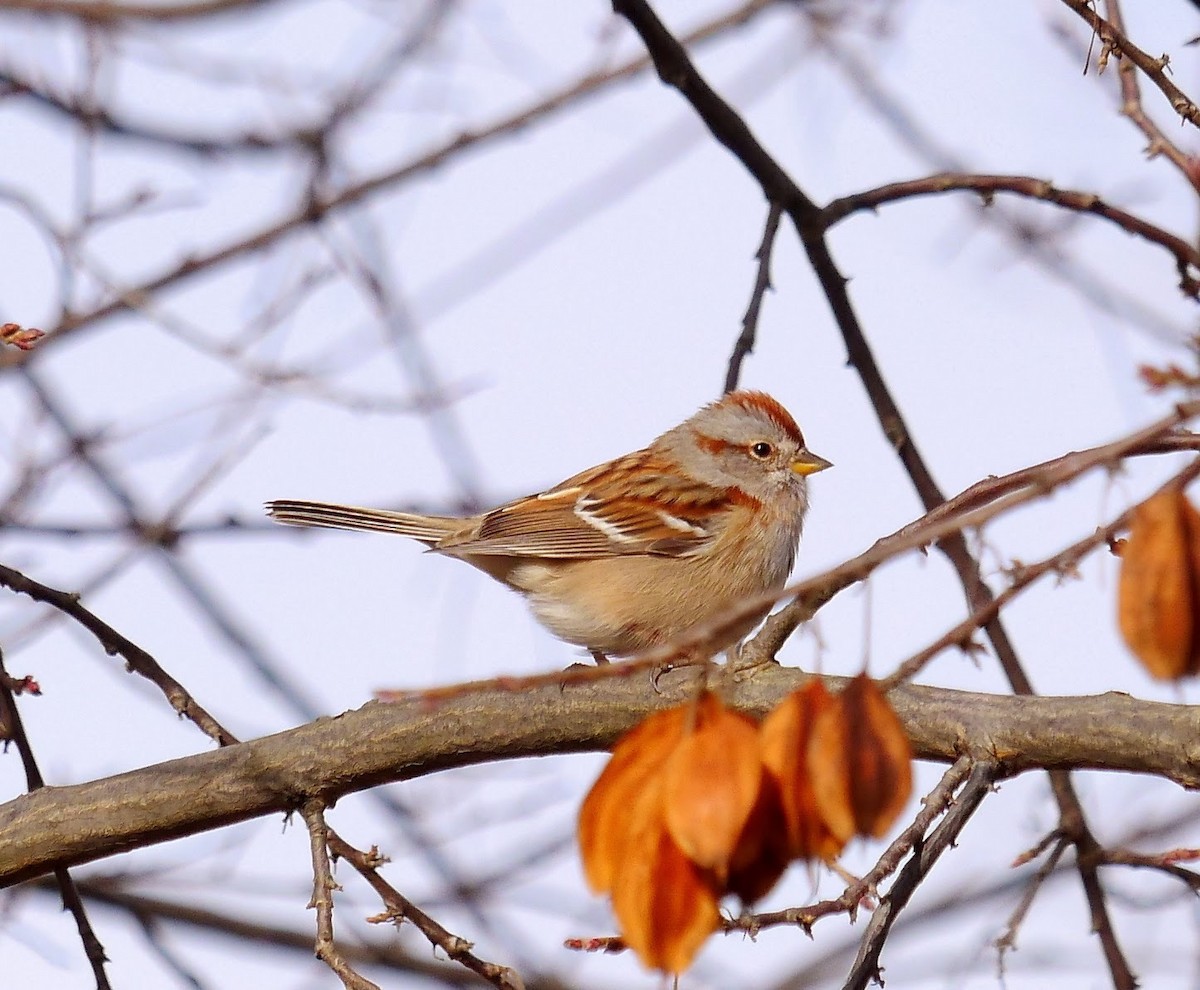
left=1, top=1, right=1199, bottom=987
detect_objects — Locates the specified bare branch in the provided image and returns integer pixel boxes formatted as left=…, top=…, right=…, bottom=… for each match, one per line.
left=0, top=0, right=289, bottom=22
left=29, top=874, right=497, bottom=986
left=301, top=801, right=382, bottom=990
left=882, top=456, right=1200, bottom=689
left=735, top=756, right=976, bottom=936
left=841, top=761, right=1000, bottom=989
left=1102, top=0, right=1200, bottom=191
left=328, top=834, right=527, bottom=990
left=1060, top=0, right=1200, bottom=129
left=724, top=201, right=782, bottom=394
left=0, top=649, right=112, bottom=990
left=1054, top=774, right=1137, bottom=989
left=821, top=172, right=1200, bottom=299
left=0, top=0, right=776, bottom=367
left=996, top=830, right=1069, bottom=975
left=0, top=561, right=238, bottom=747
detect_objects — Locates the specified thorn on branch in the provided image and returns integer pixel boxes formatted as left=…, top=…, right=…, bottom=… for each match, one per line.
left=366, top=908, right=404, bottom=926
left=1001, top=559, right=1030, bottom=584
left=1097, top=39, right=1117, bottom=74
left=362, top=844, right=389, bottom=869
left=1053, top=560, right=1083, bottom=583
left=956, top=635, right=987, bottom=658
left=1173, top=97, right=1198, bottom=123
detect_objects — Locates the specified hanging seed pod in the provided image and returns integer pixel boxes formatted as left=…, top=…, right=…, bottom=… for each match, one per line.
left=578, top=706, right=687, bottom=895
left=661, top=693, right=763, bottom=880
left=578, top=696, right=734, bottom=973
left=609, top=772, right=721, bottom=974
left=809, top=675, right=913, bottom=841
left=1118, top=489, right=1200, bottom=680
left=759, top=679, right=845, bottom=862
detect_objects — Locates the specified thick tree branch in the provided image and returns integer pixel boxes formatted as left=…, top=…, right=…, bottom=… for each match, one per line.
left=3, top=666, right=1200, bottom=889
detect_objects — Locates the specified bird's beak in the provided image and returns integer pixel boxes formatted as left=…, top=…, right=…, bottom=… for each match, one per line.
left=791, top=450, right=833, bottom=476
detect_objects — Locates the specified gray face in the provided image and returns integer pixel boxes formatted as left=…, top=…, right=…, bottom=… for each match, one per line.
left=653, top=401, right=811, bottom=508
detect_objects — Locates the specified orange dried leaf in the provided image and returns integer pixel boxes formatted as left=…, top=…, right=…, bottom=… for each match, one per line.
left=1185, top=497, right=1200, bottom=650
left=807, top=691, right=856, bottom=845
left=578, top=706, right=686, bottom=894
left=611, top=777, right=720, bottom=974
left=759, top=680, right=845, bottom=861
left=810, top=676, right=913, bottom=841
left=662, top=693, right=763, bottom=877
left=841, top=675, right=913, bottom=838
left=1118, top=490, right=1200, bottom=680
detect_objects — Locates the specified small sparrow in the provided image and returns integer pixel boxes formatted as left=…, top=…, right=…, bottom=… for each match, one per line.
left=266, top=391, right=830, bottom=662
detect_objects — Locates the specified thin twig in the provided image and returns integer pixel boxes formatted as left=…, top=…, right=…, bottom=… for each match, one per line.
left=1061, top=0, right=1200, bottom=129
left=881, top=456, right=1200, bottom=689
left=812, top=24, right=1186, bottom=340
left=129, top=914, right=210, bottom=990
left=0, top=648, right=113, bottom=990
left=0, top=561, right=237, bottom=746
left=996, top=833, right=1071, bottom=970
left=841, top=761, right=999, bottom=990
left=31, top=874, right=497, bottom=985
left=731, top=755, right=977, bottom=935
left=327, top=833, right=527, bottom=990
left=821, top=172, right=1200, bottom=298
left=301, top=802, right=382, bottom=990
left=724, top=202, right=783, bottom=393
left=1101, top=846, right=1200, bottom=892
left=1055, top=780, right=1137, bottom=989
left=1, top=0, right=280, bottom=22
left=1102, top=0, right=1200, bottom=193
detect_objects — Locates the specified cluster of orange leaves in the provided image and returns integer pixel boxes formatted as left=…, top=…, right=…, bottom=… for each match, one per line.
left=577, top=675, right=913, bottom=973
left=1119, top=487, right=1200, bottom=680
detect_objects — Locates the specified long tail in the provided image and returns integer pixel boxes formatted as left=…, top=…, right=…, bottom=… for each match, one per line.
left=265, top=499, right=460, bottom=543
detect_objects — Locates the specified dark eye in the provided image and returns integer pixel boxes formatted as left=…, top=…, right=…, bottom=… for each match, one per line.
left=749, top=441, right=774, bottom=459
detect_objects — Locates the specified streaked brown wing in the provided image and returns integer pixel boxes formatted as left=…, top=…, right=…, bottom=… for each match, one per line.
left=433, top=451, right=728, bottom=559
